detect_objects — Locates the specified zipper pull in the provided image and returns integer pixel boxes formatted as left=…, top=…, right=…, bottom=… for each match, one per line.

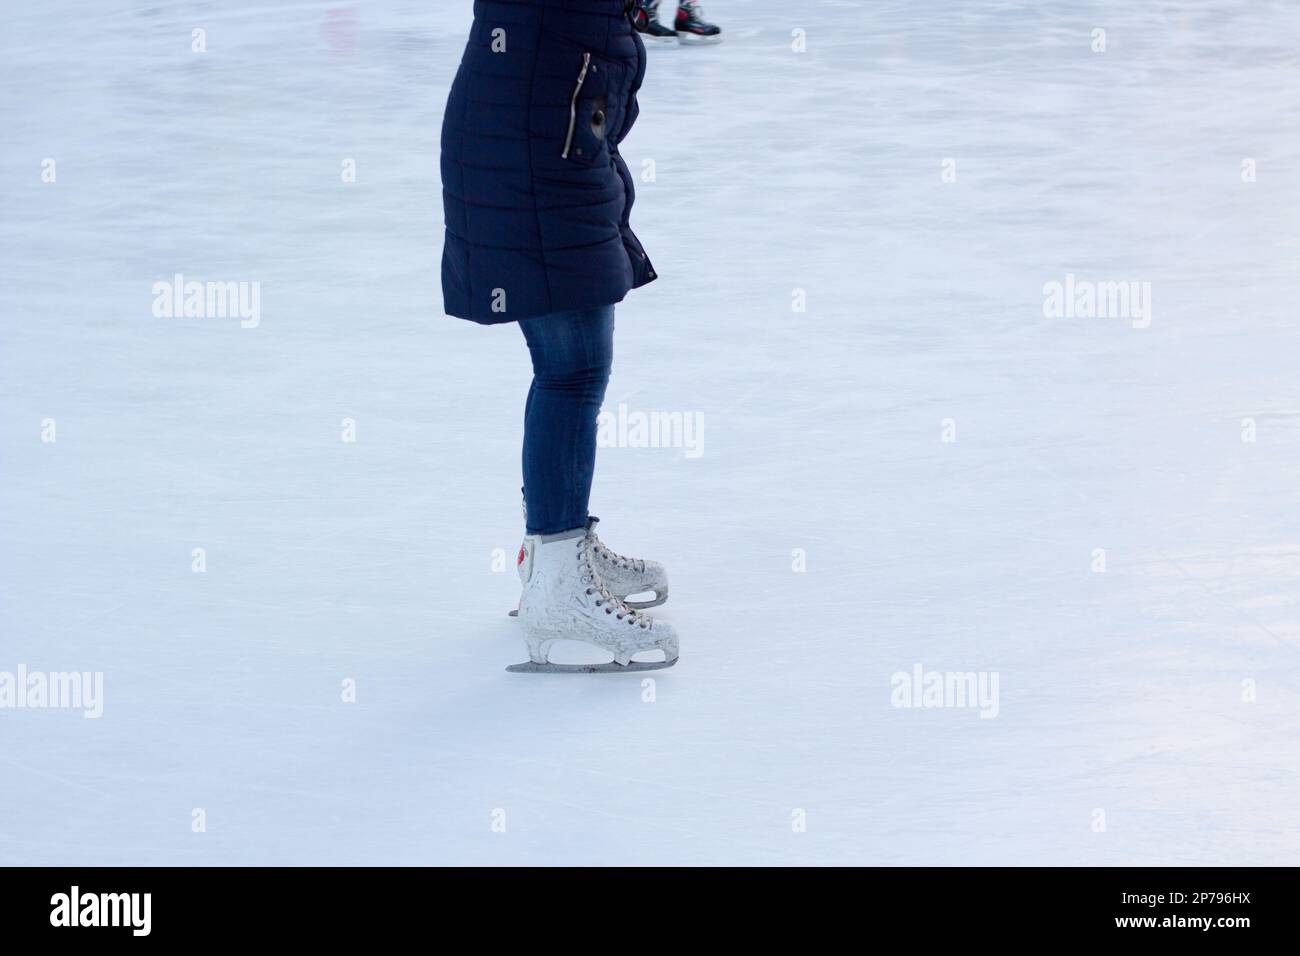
left=562, top=53, right=593, bottom=160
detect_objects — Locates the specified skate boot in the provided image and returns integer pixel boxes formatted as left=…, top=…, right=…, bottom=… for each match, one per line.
left=586, top=517, right=669, bottom=609
left=632, top=1, right=679, bottom=44
left=511, top=503, right=668, bottom=614
left=509, top=521, right=679, bottom=673
left=675, top=1, right=722, bottom=45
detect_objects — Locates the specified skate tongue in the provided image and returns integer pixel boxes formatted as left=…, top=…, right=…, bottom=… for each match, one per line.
left=585, top=516, right=601, bottom=530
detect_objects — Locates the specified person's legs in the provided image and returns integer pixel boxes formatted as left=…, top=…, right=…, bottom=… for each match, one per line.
left=519, top=305, right=615, bottom=535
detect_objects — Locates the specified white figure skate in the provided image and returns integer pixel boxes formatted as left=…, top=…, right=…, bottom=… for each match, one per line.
left=588, top=520, right=669, bottom=609
left=509, top=508, right=668, bottom=614
left=508, top=522, right=679, bottom=673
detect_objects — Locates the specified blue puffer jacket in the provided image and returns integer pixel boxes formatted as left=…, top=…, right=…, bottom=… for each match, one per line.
left=441, top=0, right=657, bottom=324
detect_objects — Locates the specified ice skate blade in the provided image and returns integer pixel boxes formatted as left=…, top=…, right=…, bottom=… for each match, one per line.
left=677, top=33, right=722, bottom=46
left=506, top=658, right=678, bottom=674
left=622, top=588, right=668, bottom=610
left=512, top=592, right=663, bottom=614
left=645, top=35, right=679, bottom=45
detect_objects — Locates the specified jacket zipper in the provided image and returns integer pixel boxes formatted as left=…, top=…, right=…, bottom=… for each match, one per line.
left=561, top=53, right=592, bottom=159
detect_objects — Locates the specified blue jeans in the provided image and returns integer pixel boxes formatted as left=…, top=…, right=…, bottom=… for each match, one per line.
left=520, top=306, right=615, bottom=535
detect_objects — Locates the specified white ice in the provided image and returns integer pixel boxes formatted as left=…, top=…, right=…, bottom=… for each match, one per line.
left=2, top=0, right=1299, bottom=865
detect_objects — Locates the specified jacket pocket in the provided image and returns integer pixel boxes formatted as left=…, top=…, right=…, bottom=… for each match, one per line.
left=561, top=52, right=612, bottom=164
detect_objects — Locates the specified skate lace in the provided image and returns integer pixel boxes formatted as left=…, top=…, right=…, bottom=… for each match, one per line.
left=577, top=535, right=650, bottom=629
left=591, top=535, right=645, bottom=574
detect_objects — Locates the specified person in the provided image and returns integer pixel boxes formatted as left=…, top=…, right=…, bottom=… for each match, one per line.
left=633, top=0, right=723, bottom=44
left=441, top=0, right=679, bottom=673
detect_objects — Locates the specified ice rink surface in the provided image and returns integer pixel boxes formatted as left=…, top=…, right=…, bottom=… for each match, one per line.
left=2, top=0, right=1299, bottom=865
